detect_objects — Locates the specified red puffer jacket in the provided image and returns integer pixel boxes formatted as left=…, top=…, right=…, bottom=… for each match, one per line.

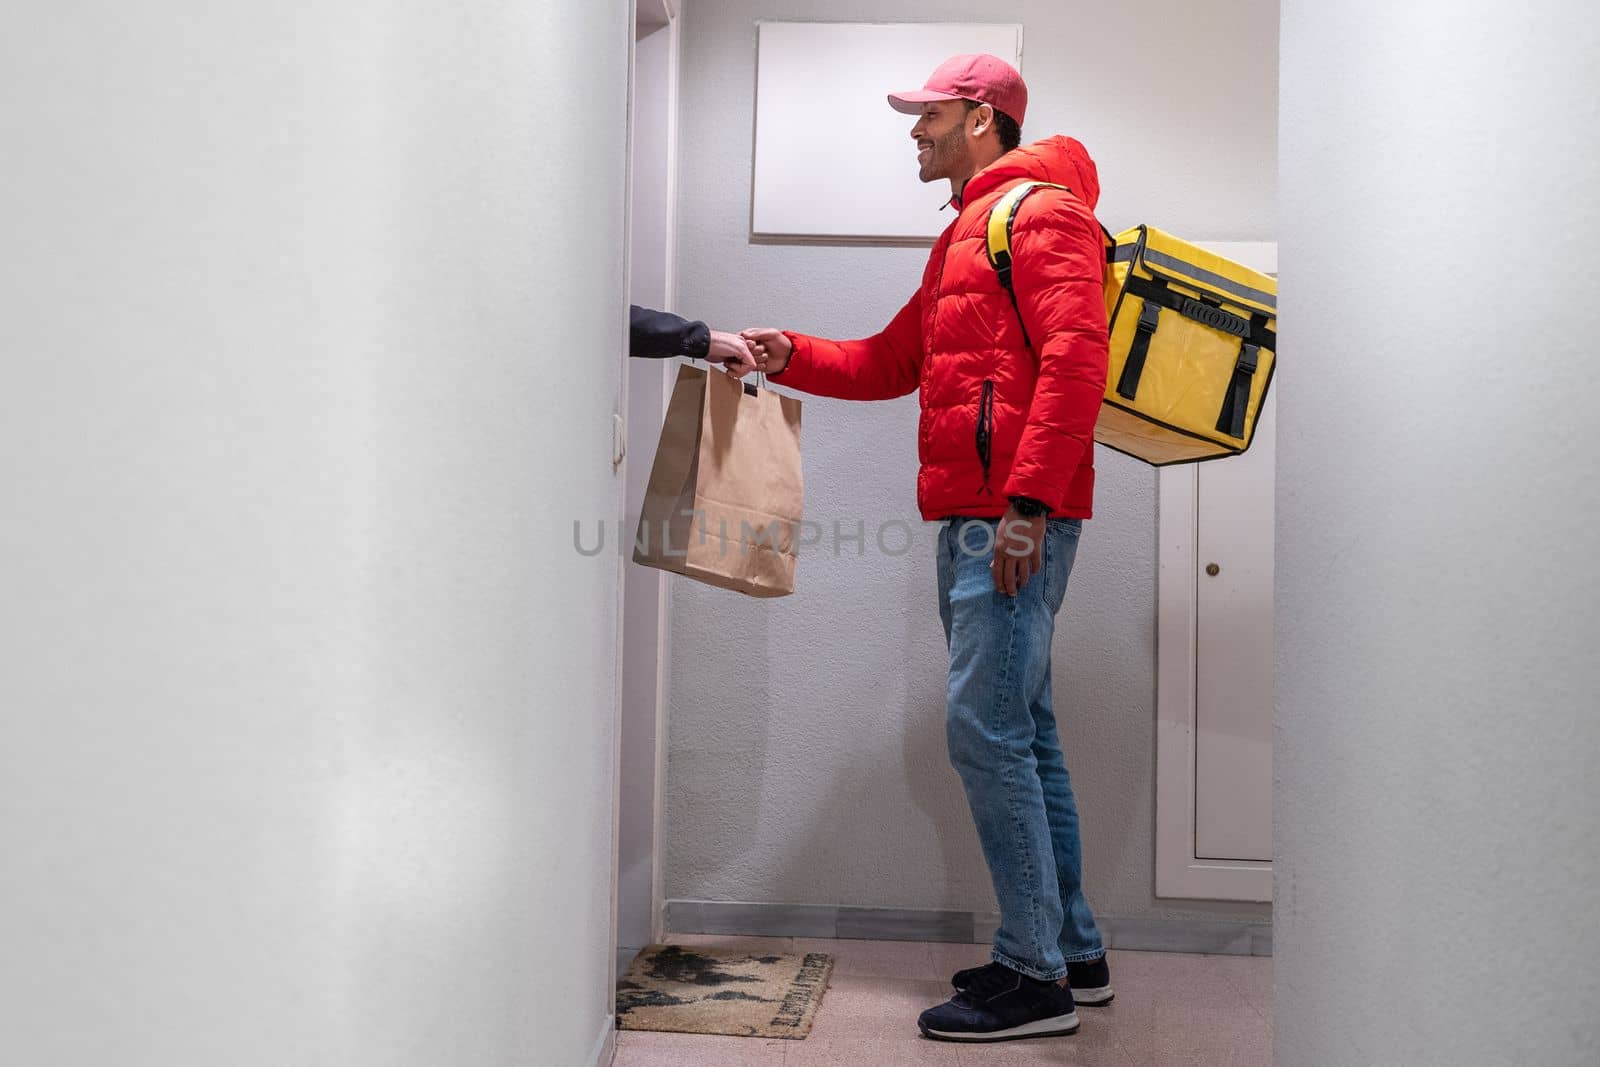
left=773, top=136, right=1109, bottom=520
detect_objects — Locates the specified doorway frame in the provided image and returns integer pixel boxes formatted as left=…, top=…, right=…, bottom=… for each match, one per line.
left=614, top=0, right=681, bottom=989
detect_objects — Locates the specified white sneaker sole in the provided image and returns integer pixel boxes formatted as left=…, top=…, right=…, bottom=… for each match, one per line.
left=1072, top=984, right=1115, bottom=1006
left=921, top=1011, right=1080, bottom=1043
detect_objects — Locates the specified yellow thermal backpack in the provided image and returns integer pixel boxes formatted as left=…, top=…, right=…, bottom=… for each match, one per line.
left=986, top=181, right=1277, bottom=465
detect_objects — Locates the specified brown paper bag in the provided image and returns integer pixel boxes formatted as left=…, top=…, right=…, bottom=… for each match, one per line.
left=632, top=364, right=803, bottom=598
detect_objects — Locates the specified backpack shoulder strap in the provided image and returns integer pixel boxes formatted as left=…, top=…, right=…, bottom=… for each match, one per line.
left=984, top=181, right=1054, bottom=295
left=985, top=181, right=1061, bottom=351
left=984, top=180, right=1117, bottom=351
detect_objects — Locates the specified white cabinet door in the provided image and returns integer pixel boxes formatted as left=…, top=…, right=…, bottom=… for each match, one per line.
left=1154, top=241, right=1275, bottom=902
left=1195, top=393, right=1275, bottom=862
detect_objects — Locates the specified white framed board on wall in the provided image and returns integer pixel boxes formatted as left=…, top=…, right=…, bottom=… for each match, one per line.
left=752, top=21, right=1023, bottom=241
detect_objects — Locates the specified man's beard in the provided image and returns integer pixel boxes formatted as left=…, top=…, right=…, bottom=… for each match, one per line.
left=920, top=124, right=969, bottom=183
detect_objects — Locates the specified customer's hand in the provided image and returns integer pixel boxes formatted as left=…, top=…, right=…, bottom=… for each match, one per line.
left=993, top=507, right=1046, bottom=596
left=707, top=330, right=758, bottom=375
left=739, top=328, right=793, bottom=378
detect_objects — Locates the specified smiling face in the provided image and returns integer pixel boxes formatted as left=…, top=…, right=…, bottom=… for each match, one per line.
left=909, top=99, right=978, bottom=184
left=908, top=98, right=1001, bottom=189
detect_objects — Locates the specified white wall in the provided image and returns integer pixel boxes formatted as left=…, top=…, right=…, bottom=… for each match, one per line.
left=0, top=3, right=629, bottom=1065
left=1277, top=1, right=1600, bottom=1062
left=666, top=0, right=1276, bottom=928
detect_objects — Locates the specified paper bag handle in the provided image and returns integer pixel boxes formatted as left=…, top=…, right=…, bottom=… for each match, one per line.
left=694, top=355, right=764, bottom=395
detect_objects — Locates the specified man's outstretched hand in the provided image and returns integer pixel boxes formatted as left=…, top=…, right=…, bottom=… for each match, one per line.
left=993, top=506, right=1046, bottom=596
left=738, top=328, right=793, bottom=378
left=707, top=330, right=758, bottom=375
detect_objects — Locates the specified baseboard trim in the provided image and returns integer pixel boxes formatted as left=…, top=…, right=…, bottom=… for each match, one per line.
left=664, top=900, right=1271, bottom=957
left=587, top=1013, right=616, bottom=1067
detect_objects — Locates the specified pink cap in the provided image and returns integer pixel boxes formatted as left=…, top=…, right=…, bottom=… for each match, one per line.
left=888, top=53, right=1028, bottom=126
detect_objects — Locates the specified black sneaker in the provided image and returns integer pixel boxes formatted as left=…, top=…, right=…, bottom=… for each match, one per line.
left=953, top=956, right=1115, bottom=1007
left=1064, top=955, right=1114, bottom=1006
left=918, top=962, right=1079, bottom=1043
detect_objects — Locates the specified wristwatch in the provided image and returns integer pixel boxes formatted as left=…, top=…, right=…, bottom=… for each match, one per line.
left=1008, top=495, right=1050, bottom=518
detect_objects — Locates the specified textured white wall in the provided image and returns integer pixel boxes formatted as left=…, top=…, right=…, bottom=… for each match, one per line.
left=0, top=3, right=628, bottom=1065
left=666, top=0, right=1277, bottom=926
left=1277, top=1, right=1600, bottom=1062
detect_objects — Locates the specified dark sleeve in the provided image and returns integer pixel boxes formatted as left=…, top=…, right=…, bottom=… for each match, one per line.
left=629, top=305, right=710, bottom=360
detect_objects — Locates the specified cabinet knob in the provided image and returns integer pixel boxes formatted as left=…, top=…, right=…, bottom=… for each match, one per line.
left=1205, top=563, right=1221, bottom=577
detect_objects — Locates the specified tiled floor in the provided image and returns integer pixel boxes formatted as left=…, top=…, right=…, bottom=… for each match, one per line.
left=613, top=935, right=1271, bottom=1066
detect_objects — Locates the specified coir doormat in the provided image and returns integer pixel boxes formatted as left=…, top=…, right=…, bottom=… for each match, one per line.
left=616, top=943, right=833, bottom=1039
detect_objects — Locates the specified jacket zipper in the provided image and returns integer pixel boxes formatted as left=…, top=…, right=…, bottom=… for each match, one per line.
left=976, top=379, right=995, bottom=495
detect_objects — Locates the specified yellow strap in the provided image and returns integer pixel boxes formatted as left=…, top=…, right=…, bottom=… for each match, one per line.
left=985, top=180, right=1069, bottom=267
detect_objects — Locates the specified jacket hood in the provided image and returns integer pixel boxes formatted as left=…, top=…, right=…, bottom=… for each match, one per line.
left=960, top=135, right=1100, bottom=210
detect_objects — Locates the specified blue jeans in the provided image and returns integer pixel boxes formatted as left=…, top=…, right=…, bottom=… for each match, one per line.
left=936, top=517, right=1104, bottom=981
